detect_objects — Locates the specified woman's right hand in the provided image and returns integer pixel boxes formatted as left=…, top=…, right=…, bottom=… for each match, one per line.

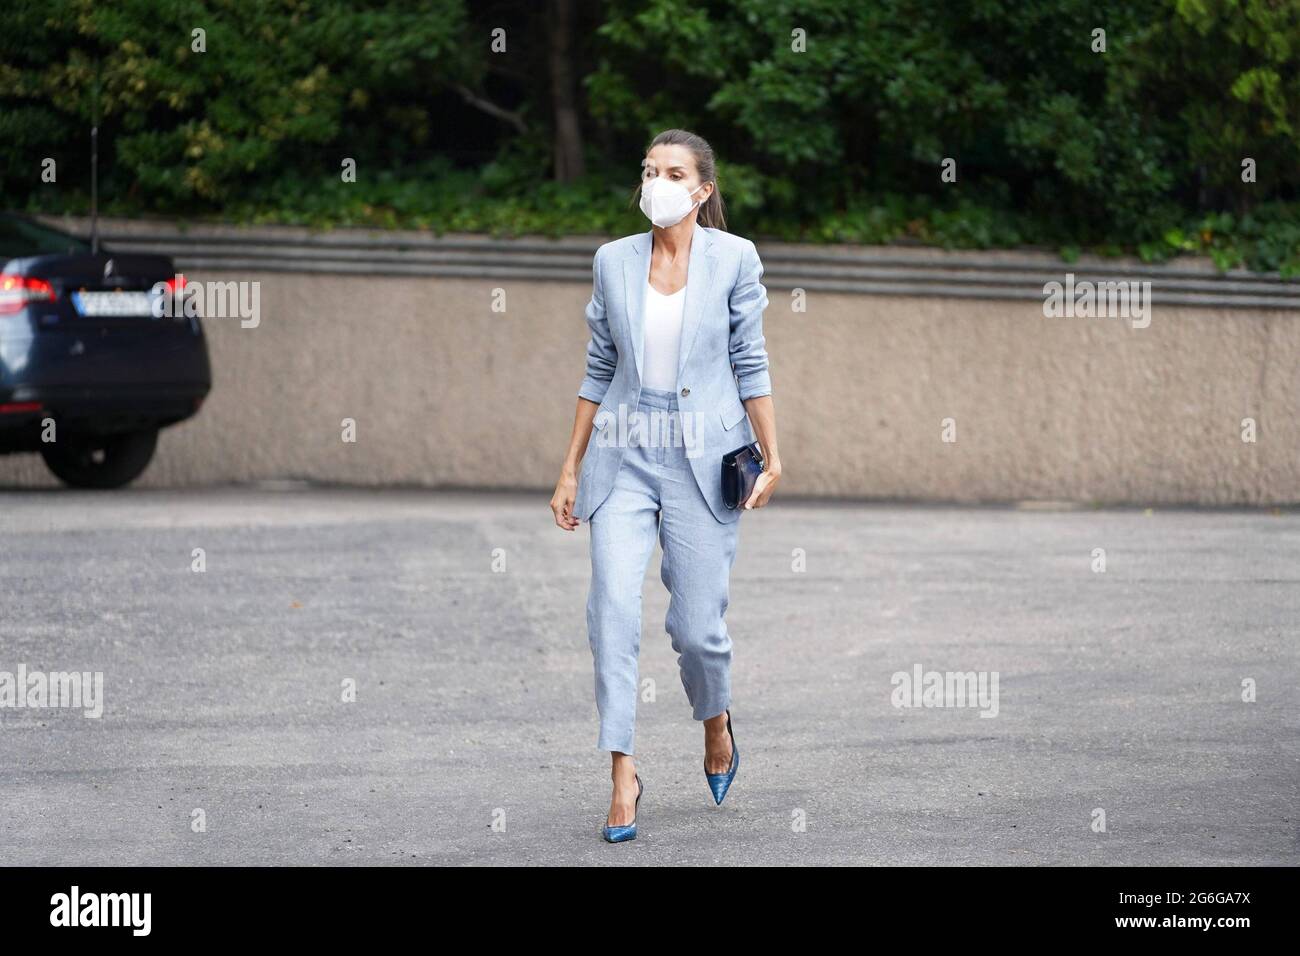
left=551, top=469, right=580, bottom=530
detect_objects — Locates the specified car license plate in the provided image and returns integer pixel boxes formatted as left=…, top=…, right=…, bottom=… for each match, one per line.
left=71, top=290, right=155, bottom=317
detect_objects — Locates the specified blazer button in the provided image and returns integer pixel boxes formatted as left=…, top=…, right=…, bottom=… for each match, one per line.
left=680, top=387, right=690, bottom=397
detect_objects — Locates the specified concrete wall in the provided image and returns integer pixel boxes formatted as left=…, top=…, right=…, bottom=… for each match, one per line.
left=3, top=218, right=1297, bottom=504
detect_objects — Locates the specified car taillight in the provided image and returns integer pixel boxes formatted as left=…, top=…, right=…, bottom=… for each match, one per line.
left=0, top=275, right=57, bottom=314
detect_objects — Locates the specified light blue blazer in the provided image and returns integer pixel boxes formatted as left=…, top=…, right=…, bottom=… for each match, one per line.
left=573, top=221, right=772, bottom=524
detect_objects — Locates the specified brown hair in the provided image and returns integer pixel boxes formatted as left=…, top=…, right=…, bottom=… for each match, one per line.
left=635, top=128, right=728, bottom=231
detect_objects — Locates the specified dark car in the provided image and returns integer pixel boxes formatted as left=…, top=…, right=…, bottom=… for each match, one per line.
left=0, top=213, right=211, bottom=487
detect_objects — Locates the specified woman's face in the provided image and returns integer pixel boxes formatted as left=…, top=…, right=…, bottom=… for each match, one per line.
left=640, top=144, right=712, bottom=204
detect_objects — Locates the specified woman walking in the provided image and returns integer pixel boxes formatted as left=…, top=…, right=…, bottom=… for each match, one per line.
left=550, top=129, right=782, bottom=842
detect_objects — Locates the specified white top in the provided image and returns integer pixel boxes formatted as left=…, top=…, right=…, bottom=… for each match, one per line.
left=641, top=280, right=686, bottom=390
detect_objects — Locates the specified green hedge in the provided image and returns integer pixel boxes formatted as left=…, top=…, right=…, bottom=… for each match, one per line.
left=2, top=0, right=1297, bottom=275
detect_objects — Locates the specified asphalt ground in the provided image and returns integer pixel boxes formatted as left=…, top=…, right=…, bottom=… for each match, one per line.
left=0, top=487, right=1295, bottom=865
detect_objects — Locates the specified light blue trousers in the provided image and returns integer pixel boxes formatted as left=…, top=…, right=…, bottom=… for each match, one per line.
left=585, top=386, right=740, bottom=755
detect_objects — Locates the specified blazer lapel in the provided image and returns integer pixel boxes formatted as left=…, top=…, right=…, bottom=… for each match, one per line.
left=623, top=228, right=653, bottom=383
left=676, top=221, right=718, bottom=384
left=623, top=221, right=718, bottom=388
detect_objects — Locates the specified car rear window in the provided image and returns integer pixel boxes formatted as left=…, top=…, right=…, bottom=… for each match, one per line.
left=0, top=215, right=91, bottom=260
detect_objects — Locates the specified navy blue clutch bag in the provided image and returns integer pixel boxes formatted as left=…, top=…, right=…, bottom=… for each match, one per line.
left=721, top=441, right=765, bottom=510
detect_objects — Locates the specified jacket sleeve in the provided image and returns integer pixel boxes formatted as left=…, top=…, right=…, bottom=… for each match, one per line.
left=729, top=240, right=772, bottom=400
left=577, top=247, right=616, bottom=404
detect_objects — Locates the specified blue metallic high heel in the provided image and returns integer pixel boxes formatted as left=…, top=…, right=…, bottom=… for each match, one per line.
left=602, top=772, right=643, bottom=843
left=705, top=709, right=739, bottom=805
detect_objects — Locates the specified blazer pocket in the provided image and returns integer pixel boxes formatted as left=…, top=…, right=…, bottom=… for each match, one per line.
left=719, top=397, right=746, bottom=431
left=591, top=406, right=616, bottom=446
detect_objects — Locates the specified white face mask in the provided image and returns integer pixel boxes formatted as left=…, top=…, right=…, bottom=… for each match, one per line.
left=639, top=177, right=707, bottom=228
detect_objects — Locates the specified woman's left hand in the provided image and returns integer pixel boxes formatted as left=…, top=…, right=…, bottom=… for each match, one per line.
left=744, top=463, right=781, bottom=509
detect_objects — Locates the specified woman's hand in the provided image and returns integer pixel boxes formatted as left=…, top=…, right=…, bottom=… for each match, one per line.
left=740, top=396, right=780, bottom=511
left=551, top=468, right=581, bottom=530
left=744, top=461, right=781, bottom=509
left=554, top=399, right=601, bottom=531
